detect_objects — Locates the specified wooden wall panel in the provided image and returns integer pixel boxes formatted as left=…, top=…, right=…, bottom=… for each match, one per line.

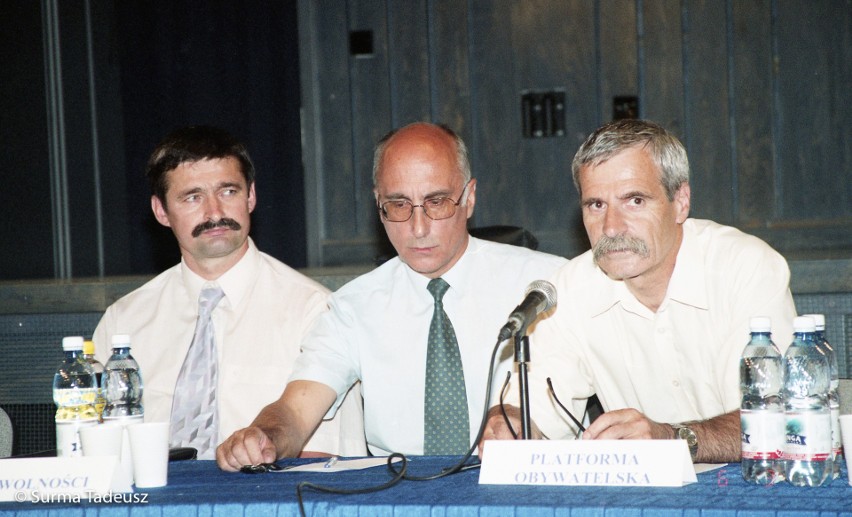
left=430, top=0, right=472, bottom=135
left=776, top=1, right=851, bottom=221
left=300, top=0, right=852, bottom=266
left=732, top=0, right=776, bottom=226
left=681, top=0, right=732, bottom=223
left=312, top=1, right=355, bottom=246
left=348, top=0, right=391, bottom=243
left=387, top=0, right=431, bottom=127
left=470, top=0, right=594, bottom=241
left=642, top=0, right=685, bottom=134
left=467, top=0, right=518, bottom=232
left=598, top=0, right=637, bottom=125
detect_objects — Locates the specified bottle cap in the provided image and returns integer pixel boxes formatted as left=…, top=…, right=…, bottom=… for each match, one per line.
left=802, top=313, right=825, bottom=330
left=83, top=340, right=95, bottom=355
left=111, top=334, right=132, bottom=348
left=62, top=336, right=85, bottom=351
left=793, top=316, right=816, bottom=333
left=749, top=316, right=771, bottom=333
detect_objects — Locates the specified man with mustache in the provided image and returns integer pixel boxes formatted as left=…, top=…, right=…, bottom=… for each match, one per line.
left=93, top=126, right=366, bottom=459
left=481, top=119, right=796, bottom=463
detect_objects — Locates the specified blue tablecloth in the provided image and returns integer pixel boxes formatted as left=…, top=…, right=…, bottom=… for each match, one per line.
left=2, top=457, right=851, bottom=516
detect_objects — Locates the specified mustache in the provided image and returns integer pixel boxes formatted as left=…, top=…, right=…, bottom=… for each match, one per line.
left=191, top=218, right=242, bottom=238
left=592, top=234, right=649, bottom=262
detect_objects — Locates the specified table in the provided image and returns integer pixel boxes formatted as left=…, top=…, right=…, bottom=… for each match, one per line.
left=1, top=457, right=851, bottom=516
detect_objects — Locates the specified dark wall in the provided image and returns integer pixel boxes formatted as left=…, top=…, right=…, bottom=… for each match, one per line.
left=298, top=0, right=852, bottom=266
left=116, top=1, right=306, bottom=273
left=2, top=0, right=850, bottom=279
left=1, top=1, right=54, bottom=278
left=0, top=0, right=306, bottom=279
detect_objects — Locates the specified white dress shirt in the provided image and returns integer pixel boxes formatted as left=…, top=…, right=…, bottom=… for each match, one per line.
left=521, top=219, right=798, bottom=439
left=93, top=238, right=367, bottom=456
left=290, top=236, right=567, bottom=455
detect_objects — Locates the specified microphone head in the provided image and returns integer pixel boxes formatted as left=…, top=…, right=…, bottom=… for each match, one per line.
left=525, top=279, right=557, bottom=312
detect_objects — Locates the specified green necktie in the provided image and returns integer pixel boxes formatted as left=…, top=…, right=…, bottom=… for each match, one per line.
left=424, top=278, right=470, bottom=455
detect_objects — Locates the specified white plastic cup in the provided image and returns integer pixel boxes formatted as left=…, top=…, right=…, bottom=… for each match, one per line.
left=80, top=424, right=123, bottom=457
left=839, top=415, right=852, bottom=486
left=127, top=422, right=170, bottom=488
left=101, top=419, right=138, bottom=486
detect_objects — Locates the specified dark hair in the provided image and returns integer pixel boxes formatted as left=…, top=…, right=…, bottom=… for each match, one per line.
left=571, top=119, right=689, bottom=201
left=146, top=125, right=255, bottom=206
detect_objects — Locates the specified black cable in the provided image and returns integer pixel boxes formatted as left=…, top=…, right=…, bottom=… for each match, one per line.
left=386, top=333, right=506, bottom=481
left=296, top=453, right=408, bottom=516
left=292, top=333, right=508, bottom=507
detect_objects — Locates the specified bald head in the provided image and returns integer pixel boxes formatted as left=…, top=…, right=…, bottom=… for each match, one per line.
left=372, top=122, right=470, bottom=187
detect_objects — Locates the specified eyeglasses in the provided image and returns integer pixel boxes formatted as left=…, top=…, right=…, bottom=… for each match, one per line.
left=378, top=180, right=471, bottom=222
left=496, top=373, right=586, bottom=439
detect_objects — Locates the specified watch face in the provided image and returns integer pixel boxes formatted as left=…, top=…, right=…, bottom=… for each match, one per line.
left=677, top=427, right=698, bottom=446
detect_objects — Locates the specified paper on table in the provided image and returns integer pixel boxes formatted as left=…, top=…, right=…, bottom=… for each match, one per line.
left=278, top=457, right=401, bottom=473
left=694, top=463, right=727, bottom=474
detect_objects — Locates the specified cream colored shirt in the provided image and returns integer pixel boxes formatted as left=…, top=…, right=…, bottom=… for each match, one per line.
left=93, top=239, right=366, bottom=456
left=523, top=219, right=797, bottom=439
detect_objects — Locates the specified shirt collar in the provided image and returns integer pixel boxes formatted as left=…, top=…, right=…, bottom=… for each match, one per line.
left=665, top=221, right=709, bottom=310
left=587, top=220, right=708, bottom=316
left=179, top=238, right=260, bottom=309
left=403, top=234, right=476, bottom=299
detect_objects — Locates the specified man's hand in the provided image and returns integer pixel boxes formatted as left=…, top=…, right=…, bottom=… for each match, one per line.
left=215, top=380, right=338, bottom=472
left=216, top=426, right=278, bottom=472
left=583, top=408, right=741, bottom=463
left=478, top=404, right=542, bottom=458
left=582, top=408, right=673, bottom=440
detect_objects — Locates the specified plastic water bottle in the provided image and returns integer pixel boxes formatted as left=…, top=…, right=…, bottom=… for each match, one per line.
left=101, top=334, right=144, bottom=424
left=782, top=316, right=833, bottom=486
left=740, top=316, right=785, bottom=484
left=53, top=336, right=98, bottom=457
left=805, top=314, right=842, bottom=480
left=82, top=339, right=106, bottom=421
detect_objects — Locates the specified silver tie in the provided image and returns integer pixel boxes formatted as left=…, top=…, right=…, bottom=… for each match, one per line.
left=169, top=285, right=225, bottom=459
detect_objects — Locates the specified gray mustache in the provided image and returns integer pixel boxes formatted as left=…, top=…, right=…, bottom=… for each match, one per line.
left=593, top=235, right=649, bottom=261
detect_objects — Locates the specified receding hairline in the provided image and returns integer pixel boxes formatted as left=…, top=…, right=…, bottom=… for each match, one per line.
left=373, top=122, right=470, bottom=187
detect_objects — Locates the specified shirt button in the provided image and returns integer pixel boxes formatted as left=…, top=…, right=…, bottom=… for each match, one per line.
left=672, top=380, right=680, bottom=388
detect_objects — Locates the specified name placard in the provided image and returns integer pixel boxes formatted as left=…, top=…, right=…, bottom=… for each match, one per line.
left=0, top=456, right=132, bottom=502
left=479, top=439, right=697, bottom=487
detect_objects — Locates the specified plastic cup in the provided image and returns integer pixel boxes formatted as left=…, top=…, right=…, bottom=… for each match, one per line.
left=80, top=424, right=123, bottom=457
left=839, top=415, right=852, bottom=486
left=127, top=422, right=170, bottom=488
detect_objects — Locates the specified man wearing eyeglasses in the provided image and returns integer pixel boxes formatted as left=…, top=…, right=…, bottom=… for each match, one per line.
left=216, top=122, right=566, bottom=469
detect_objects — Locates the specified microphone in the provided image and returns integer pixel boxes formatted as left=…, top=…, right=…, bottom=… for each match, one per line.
left=498, top=280, right=557, bottom=340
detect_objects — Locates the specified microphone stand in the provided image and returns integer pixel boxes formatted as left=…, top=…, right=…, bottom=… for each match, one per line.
left=514, top=333, right=532, bottom=439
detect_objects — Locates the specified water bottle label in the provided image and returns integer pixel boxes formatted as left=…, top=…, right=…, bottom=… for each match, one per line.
left=55, top=420, right=97, bottom=458
left=741, top=410, right=784, bottom=459
left=783, top=411, right=831, bottom=461
left=54, top=387, right=97, bottom=407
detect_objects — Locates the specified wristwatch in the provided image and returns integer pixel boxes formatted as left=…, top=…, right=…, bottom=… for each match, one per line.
left=671, top=424, right=698, bottom=462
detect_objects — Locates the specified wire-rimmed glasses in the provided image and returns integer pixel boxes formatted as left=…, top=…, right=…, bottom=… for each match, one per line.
left=378, top=180, right=472, bottom=222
